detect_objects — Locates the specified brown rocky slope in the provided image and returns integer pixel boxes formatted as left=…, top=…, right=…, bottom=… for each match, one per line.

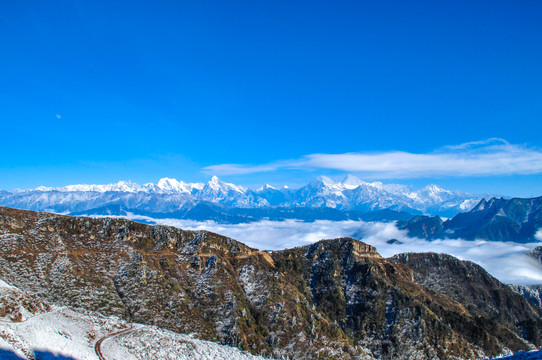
left=0, top=206, right=540, bottom=359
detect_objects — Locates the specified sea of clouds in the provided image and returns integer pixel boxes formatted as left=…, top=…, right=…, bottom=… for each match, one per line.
left=118, top=215, right=542, bottom=285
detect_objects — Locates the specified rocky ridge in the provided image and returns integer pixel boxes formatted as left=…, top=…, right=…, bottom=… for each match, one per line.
left=0, top=206, right=541, bottom=359
left=0, top=279, right=268, bottom=360
left=398, top=196, right=542, bottom=242
left=0, top=175, right=482, bottom=221
left=508, top=247, right=542, bottom=313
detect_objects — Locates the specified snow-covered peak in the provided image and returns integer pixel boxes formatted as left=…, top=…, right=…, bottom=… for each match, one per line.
left=257, top=184, right=278, bottom=192
left=340, top=174, right=365, bottom=189
left=145, top=178, right=204, bottom=194
left=156, top=178, right=190, bottom=193
left=32, top=181, right=147, bottom=193
left=420, top=184, right=449, bottom=195
left=5, top=175, right=484, bottom=216
left=367, top=181, right=384, bottom=190
left=157, top=177, right=181, bottom=188
left=310, top=176, right=336, bottom=188
left=110, top=180, right=145, bottom=192
left=208, top=176, right=222, bottom=191
left=34, top=186, right=51, bottom=192
left=205, top=176, right=247, bottom=194
left=416, top=184, right=454, bottom=203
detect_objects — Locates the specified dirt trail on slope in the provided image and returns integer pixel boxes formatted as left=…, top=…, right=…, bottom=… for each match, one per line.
left=94, top=325, right=137, bottom=360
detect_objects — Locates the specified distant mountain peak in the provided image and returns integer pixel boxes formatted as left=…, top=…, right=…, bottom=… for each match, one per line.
left=157, top=177, right=178, bottom=185
left=153, top=177, right=203, bottom=194
left=2, top=175, right=487, bottom=218
left=417, top=184, right=451, bottom=196
left=473, top=198, right=488, bottom=211
left=157, top=177, right=183, bottom=189
left=341, top=174, right=365, bottom=189
left=204, top=176, right=247, bottom=195
left=399, top=195, right=542, bottom=242
left=310, top=175, right=336, bottom=187
left=207, top=176, right=223, bottom=191
left=422, top=184, right=444, bottom=191
left=257, top=184, right=277, bottom=191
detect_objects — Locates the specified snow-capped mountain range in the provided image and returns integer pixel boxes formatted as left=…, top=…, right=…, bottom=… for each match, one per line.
left=0, top=175, right=484, bottom=220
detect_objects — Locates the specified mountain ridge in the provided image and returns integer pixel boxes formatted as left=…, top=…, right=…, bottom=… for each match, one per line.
left=1, top=175, right=485, bottom=220
left=398, top=196, right=542, bottom=242
left=0, top=206, right=540, bottom=359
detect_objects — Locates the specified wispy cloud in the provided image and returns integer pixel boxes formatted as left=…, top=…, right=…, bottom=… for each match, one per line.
left=202, top=163, right=280, bottom=176
left=203, top=138, right=542, bottom=179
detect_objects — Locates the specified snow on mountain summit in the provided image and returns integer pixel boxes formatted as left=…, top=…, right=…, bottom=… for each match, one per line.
left=3, top=175, right=486, bottom=216
left=153, top=177, right=203, bottom=194
left=257, top=184, right=278, bottom=191
left=309, top=175, right=336, bottom=188
left=417, top=184, right=456, bottom=202
left=208, top=176, right=225, bottom=191
left=204, top=176, right=247, bottom=194
left=420, top=184, right=449, bottom=195
left=341, top=174, right=365, bottom=189
left=32, top=180, right=147, bottom=193
left=156, top=177, right=187, bottom=192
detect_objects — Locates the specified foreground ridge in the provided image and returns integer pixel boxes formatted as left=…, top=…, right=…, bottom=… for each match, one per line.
left=0, top=206, right=540, bottom=359
left=0, top=279, right=268, bottom=360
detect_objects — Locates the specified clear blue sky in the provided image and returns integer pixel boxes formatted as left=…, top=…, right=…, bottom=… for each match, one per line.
left=1, top=1, right=542, bottom=196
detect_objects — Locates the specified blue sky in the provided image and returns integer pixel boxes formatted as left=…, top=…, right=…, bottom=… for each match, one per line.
left=1, top=1, right=542, bottom=196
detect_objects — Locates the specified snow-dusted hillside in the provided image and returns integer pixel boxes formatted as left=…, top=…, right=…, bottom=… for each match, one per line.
left=1, top=207, right=540, bottom=360
left=0, top=175, right=484, bottom=219
left=0, top=279, right=270, bottom=360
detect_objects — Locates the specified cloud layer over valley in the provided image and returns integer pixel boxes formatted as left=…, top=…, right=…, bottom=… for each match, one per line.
left=124, top=216, right=542, bottom=286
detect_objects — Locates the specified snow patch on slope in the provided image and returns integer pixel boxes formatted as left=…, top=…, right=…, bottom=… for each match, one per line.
left=105, top=326, right=269, bottom=360
left=0, top=280, right=271, bottom=360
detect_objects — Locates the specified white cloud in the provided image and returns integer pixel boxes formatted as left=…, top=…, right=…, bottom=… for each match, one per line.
left=535, top=228, right=542, bottom=241
left=118, top=215, right=542, bottom=285
left=203, top=164, right=280, bottom=176
left=203, top=138, right=542, bottom=179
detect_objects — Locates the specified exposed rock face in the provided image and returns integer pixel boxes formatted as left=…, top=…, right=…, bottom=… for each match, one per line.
left=0, top=206, right=541, bottom=359
left=508, top=247, right=542, bottom=311
left=391, top=253, right=542, bottom=349
left=510, top=285, right=542, bottom=312
left=0, top=279, right=51, bottom=322
left=527, top=247, right=542, bottom=265
left=398, top=196, right=542, bottom=242
left=397, top=215, right=444, bottom=239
